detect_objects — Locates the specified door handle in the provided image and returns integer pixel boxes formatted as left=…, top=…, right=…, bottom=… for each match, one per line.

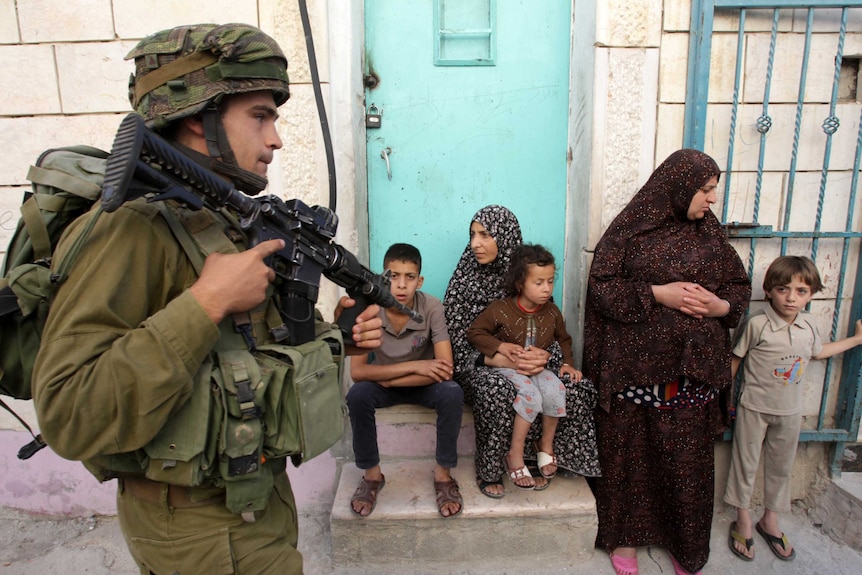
left=380, top=147, right=392, bottom=181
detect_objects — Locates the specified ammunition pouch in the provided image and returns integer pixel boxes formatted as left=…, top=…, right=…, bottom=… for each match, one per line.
left=86, top=205, right=346, bottom=515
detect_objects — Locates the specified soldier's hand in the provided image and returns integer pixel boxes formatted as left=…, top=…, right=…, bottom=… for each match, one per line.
left=336, top=297, right=383, bottom=353
left=190, top=239, right=284, bottom=323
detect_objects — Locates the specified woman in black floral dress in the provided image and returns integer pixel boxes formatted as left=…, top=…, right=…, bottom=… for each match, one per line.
left=444, top=205, right=600, bottom=498
left=584, top=150, right=751, bottom=575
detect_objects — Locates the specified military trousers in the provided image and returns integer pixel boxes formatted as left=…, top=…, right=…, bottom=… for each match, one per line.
left=117, top=471, right=302, bottom=575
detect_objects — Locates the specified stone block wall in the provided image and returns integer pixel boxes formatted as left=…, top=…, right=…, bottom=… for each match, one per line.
left=0, top=0, right=343, bottom=470
left=0, top=0, right=334, bottom=248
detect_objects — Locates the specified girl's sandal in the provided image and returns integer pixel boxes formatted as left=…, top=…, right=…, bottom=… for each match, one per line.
left=532, top=441, right=558, bottom=478
left=506, top=464, right=536, bottom=490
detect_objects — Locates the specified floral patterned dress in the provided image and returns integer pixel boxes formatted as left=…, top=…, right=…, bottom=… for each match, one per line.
left=584, top=150, right=752, bottom=573
left=443, top=205, right=601, bottom=485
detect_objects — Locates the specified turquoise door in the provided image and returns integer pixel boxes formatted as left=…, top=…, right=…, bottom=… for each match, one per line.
left=365, top=0, right=572, bottom=301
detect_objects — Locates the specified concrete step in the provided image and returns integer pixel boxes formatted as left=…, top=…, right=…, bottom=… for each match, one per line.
left=368, top=404, right=476, bottom=458
left=330, top=457, right=597, bottom=568
left=811, top=472, right=862, bottom=551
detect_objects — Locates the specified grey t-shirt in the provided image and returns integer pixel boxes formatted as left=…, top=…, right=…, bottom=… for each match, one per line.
left=370, top=291, right=450, bottom=365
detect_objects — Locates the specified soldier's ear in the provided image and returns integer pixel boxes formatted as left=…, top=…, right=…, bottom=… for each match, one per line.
left=172, top=115, right=207, bottom=152
left=181, top=114, right=206, bottom=137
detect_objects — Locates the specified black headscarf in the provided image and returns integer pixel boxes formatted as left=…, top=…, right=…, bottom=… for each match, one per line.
left=443, top=205, right=522, bottom=376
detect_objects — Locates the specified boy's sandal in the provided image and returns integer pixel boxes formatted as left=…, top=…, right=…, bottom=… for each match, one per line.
left=728, top=521, right=754, bottom=561
left=434, top=478, right=463, bottom=518
left=756, top=522, right=796, bottom=561
left=610, top=551, right=639, bottom=575
left=478, top=479, right=505, bottom=499
left=506, top=464, right=535, bottom=490
left=350, top=475, right=385, bottom=517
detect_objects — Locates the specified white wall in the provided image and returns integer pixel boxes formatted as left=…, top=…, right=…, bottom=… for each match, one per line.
left=0, top=0, right=352, bottom=513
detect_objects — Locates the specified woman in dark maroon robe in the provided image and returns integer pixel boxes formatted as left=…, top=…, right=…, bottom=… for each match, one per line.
left=584, top=149, right=751, bottom=575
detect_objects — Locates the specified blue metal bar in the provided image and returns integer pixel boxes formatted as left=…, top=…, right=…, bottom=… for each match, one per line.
left=813, top=8, right=847, bottom=262
left=828, top=111, right=862, bottom=473
left=835, top=245, right=862, bottom=436
left=723, top=429, right=850, bottom=442
left=846, top=109, right=862, bottom=239
left=722, top=9, right=747, bottom=224
left=721, top=429, right=856, bottom=444
left=716, top=0, right=862, bottom=7
left=816, top=8, right=849, bottom=431
left=746, top=10, right=780, bottom=277
left=684, top=0, right=716, bottom=149
left=800, top=430, right=851, bottom=442
left=725, top=228, right=862, bottom=238
left=831, top=247, right=862, bottom=473
left=782, top=8, right=815, bottom=254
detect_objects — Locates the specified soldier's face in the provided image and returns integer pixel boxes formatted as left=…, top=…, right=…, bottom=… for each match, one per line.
left=220, top=91, right=283, bottom=177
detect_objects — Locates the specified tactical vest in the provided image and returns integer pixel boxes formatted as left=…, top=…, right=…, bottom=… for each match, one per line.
left=82, top=202, right=345, bottom=517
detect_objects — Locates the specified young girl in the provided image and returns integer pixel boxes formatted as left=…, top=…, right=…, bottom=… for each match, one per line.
left=466, top=243, right=581, bottom=490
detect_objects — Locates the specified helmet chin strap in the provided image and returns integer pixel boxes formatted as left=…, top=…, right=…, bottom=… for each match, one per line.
left=201, top=104, right=269, bottom=195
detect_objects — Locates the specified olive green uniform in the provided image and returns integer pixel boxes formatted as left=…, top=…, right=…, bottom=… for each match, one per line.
left=32, top=200, right=302, bottom=575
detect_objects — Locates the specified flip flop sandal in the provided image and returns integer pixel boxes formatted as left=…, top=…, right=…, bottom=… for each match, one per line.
left=434, top=478, right=463, bottom=518
left=478, top=479, right=505, bottom=499
left=728, top=521, right=754, bottom=561
left=350, top=475, right=385, bottom=517
left=756, top=522, right=796, bottom=561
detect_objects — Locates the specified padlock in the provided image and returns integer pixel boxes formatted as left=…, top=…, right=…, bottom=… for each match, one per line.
left=365, top=104, right=382, bottom=128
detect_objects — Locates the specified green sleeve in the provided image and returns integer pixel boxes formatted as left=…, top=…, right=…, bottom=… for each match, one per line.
left=32, top=203, right=219, bottom=461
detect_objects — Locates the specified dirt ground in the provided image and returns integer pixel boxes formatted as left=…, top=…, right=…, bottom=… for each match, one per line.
left=2, top=500, right=862, bottom=575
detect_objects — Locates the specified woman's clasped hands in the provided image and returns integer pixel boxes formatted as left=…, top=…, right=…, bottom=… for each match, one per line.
left=653, top=282, right=731, bottom=319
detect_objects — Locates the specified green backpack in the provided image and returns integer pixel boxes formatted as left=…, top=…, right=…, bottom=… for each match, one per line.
left=0, top=146, right=109, bottom=458
left=1, top=146, right=347, bottom=475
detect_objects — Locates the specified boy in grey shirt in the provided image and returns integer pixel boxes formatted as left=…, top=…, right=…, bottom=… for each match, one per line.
left=347, top=243, right=464, bottom=518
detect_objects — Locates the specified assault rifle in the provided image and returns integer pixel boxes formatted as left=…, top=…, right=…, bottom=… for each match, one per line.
left=101, top=113, right=422, bottom=346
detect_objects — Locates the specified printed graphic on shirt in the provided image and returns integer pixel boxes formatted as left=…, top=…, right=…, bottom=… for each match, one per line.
left=773, top=356, right=805, bottom=385
left=412, top=335, right=428, bottom=353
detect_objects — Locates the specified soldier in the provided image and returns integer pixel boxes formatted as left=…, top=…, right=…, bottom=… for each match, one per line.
left=31, top=23, right=381, bottom=575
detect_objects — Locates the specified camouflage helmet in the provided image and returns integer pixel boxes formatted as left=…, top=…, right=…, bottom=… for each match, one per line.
left=127, top=23, right=290, bottom=129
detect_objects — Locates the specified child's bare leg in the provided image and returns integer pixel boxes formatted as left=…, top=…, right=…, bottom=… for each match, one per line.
left=733, top=507, right=755, bottom=559
left=758, top=508, right=793, bottom=558
left=537, top=414, right=559, bottom=477
left=505, top=414, right=535, bottom=488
